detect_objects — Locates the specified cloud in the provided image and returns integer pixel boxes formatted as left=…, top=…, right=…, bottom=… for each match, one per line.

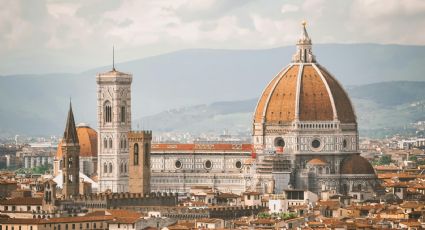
left=0, top=0, right=424, bottom=75
left=281, top=4, right=299, bottom=14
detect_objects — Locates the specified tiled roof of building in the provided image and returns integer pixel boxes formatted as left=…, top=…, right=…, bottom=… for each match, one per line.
left=46, top=215, right=113, bottom=224
left=307, top=158, right=328, bottom=165
left=316, top=200, right=340, bottom=210
left=0, top=197, right=42, bottom=205
left=340, top=155, right=375, bottom=175
left=0, top=218, right=44, bottom=225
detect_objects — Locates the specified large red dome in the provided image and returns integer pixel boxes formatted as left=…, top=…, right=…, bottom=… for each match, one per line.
left=253, top=63, right=356, bottom=124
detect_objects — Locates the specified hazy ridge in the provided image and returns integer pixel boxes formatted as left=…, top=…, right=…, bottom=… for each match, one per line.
left=1, top=44, right=425, bottom=137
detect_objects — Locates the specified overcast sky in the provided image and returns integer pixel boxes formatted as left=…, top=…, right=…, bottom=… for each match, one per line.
left=1, top=0, right=424, bottom=75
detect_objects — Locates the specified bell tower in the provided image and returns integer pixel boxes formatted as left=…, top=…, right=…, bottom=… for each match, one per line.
left=97, top=55, right=132, bottom=193
left=61, top=102, right=80, bottom=198
left=128, top=131, right=152, bottom=194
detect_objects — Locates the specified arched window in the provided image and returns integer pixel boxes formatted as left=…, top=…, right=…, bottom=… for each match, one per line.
left=144, top=143, right=149, bottom=167
left=68, top=157, right=73, bottom=168
left=120, top=139, right=123, bottom=149
left=104, top=138, right=108, bottom=149
left=109, top=163, right=113, bottom=173
left=104, top=101, right=112, bottom=123
left=124, top=139, right=127, bottom=149
left=124, top=163, right=127, bottom=173
left=120, top=105, right=126, bottom=123
left=103, top=163, right=107, bottom=173
left=120, top=163, right=123, bottom=173
left=109, top=138, right=113, bottom=148
left=134, top=143, right=139, bottom=165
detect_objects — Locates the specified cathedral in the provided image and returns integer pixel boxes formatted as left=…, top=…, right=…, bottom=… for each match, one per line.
left=53, top=22, right=378, bottom=199
left=251, top=22, right=378, bottom=198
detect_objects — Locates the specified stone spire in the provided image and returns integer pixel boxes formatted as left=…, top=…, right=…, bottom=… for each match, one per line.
left=63, top=101, right=79, bottom=144
left=292, top=21, right=316, bottom=63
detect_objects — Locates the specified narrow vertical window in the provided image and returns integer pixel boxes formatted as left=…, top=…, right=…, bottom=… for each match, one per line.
left=109, top=163, right=113, bottom=173
left=121, top=106, right=126, bottom=122
left=104, top=138, right=108, bottom=149
left=144, top=143, right=149, bottom=167
left=104, top=101, right=112, bottom=123
left=103, top=163, right=107, bottom=173
left=109, top=138, right=113, bottom=148
left=134, top=143, right=139, bottom=165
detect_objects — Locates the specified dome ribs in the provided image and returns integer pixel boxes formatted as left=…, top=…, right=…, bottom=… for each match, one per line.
left=254, top=65, right=291, bottom=123
left=265, top=65, right=299, bottom=123
left=299, top=65, right=333, bottom=121
left=319, top=66, right=356, bottom=123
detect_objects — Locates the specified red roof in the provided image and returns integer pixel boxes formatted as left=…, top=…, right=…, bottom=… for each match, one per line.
left=0, top=197, right=42, bottom=206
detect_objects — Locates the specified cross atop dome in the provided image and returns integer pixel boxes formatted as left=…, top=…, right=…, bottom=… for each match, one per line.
left=292, top=21, right=316, bottom=63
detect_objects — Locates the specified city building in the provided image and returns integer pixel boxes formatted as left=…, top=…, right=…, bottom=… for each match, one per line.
left=128, top=130, right=152, bottom=194
left=96, top=65, right=132, bottom=193
left=251, top=22, right=378, bottom=197
left=150, top=142, right=252, bottom=194
left=54, top=123, right=97, bottom=177
left=60, top=103, right=80, bottom=199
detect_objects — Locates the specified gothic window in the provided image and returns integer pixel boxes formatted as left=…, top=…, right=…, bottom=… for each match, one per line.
left=68, top=157, right=72, bottom=168
left=120, top=139, right=123, bottom=149
left=124, top=163, right=127, bottom=173
left=104, top=138, right=108, bottom=149
left=120, top=163, right=123, bottom=173
left=343, top=139, right=348, bottom=148
left=120, top=105, right=126, bottom=123
left=104, top=163, right=107, bottom=173
left=134, top=143, right=139, bottom=165
left=109, top=163, right=113, bottom=173
left=144, top=143, right=149, bottom=167
left=109, top=138, right=113, bottom=148
left=124, top=139, right=127, bottom=148
left=104, top=101, right=112, bottom=123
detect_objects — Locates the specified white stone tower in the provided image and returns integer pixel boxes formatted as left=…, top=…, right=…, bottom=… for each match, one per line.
left=97, top=58, right=132, bottom=193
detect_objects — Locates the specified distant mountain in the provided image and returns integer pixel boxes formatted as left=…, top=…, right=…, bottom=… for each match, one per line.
left=139, top=81, right=425, bottom=138
left=1, top=44, right=425, bottom=136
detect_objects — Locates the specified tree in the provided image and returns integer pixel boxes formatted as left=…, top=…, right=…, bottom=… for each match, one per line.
left=408, top=155, right=417, bottom=162
left=257, top=212, right=271, bottom=218
left=378, top=155, right=392, bottom=165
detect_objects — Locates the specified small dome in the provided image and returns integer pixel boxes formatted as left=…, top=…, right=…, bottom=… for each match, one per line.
left=340, top=155, right=375, bottom=175
left=307, top=158, right=328, bottom=166
left=56, top=125, right=97, bottom=159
